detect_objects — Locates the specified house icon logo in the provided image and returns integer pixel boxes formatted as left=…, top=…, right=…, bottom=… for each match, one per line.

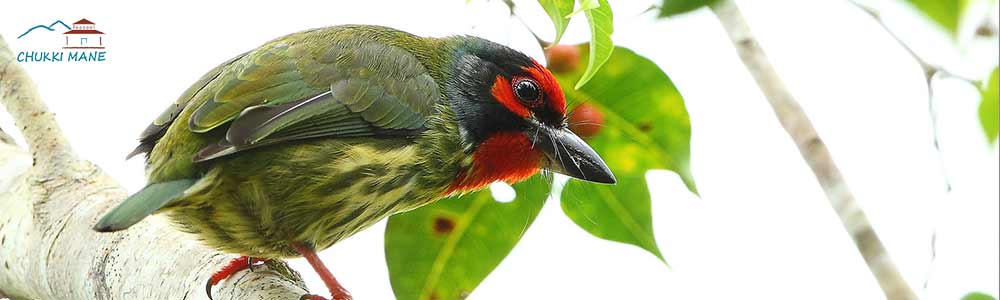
left=62, top=19, right=105, bottom=49
left=14, top=18, right=109, bottom=63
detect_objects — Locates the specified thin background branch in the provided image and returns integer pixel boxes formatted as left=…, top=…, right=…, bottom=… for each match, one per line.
left=710, top=1, right=918, bottom=299
left=848, top=0, right=999, bottom=294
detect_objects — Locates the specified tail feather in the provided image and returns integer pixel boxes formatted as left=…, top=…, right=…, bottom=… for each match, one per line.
left=93, top=179, right=197, bottom=232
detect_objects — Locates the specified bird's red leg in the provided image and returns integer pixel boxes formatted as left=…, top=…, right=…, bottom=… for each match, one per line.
left=291, top=242, right=353, bottom=300
left=205, top=256, right=267, bottom=300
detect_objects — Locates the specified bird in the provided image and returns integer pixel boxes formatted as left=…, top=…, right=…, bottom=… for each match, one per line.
left=93, top=24, right=615, bottom=300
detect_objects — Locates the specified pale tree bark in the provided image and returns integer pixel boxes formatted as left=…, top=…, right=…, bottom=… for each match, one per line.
left=0, top=34, right=309, bottom=300
left=710, top=1, right=918, bottom=300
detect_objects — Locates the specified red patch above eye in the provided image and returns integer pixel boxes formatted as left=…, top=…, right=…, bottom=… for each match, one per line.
left=491, top=76, right=531, bottom=118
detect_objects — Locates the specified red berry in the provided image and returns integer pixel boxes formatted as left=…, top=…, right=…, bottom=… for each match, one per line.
left=545, top=45, right=580, bottom=74
left=568, top=103, right=604, bottom=138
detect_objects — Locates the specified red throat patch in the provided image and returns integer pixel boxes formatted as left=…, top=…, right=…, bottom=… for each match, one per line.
left=445, top=132, right=542, bottom=194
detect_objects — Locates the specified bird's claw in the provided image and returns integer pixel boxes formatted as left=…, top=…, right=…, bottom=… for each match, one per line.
left=299, top=294, right=352, bottom=300
left=333, top=292, right=353, bottom=300
left=206, top=256, right=268, bottom=300
left=206, top=280, right=214, bottom=300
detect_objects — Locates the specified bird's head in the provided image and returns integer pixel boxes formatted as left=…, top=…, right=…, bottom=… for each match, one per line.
left=444, top=37, right=615, bottom=193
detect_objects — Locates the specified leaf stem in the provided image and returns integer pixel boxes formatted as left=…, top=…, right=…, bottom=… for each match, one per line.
left=500, top=0, right=550, bottom=49
left=847, top=1, right=977, bottom=83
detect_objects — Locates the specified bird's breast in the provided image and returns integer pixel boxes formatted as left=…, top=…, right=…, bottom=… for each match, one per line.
left=167, top=139, right=455, bottom=257
left=444, top=131, right=541, bottom=194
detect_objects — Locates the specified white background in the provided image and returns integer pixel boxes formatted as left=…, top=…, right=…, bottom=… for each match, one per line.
left=1, top=0, right=998, bottom=299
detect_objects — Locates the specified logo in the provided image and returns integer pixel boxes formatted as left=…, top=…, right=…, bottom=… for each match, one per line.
left=15, top=18, right=107, bottom=63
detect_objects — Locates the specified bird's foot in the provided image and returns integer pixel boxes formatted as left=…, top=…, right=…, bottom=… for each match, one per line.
left=291, top=242, right=353, bottom=300
left=205, top=256, right=268, bottom=300
left=329, top=286, right=353, bottom=300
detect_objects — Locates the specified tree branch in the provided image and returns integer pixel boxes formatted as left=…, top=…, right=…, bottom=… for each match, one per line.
left=0, top=37, right=75, bottom=176
left=0, top=34, right=309, bottom=300
left=710, top=1, right=918, bottom=300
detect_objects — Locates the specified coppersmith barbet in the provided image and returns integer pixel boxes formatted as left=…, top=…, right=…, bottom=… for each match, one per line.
left=94, top=24, right=615, bottom=300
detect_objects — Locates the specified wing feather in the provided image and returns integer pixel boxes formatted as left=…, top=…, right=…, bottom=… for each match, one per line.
left=126, top=52, right=249, bottom=158
left=130, top=27, right=441, bottom=163
left=189, top=38, right=440, bottom=161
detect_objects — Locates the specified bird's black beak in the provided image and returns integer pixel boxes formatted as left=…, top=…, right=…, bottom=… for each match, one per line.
left=529, top=122, right=616, bottom=184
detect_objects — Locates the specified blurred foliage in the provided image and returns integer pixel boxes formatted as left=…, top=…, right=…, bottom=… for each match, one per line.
left=659, top=0, right=719, bottom=17
left=903, top=0, right=970, bottom=36
left=551, top=44, right=695, bottom=261
left=537, top=0, right=575, bottom=46
left=980, top=67, right=999, bottom=144
left=385, top=175, right=552, bottom=300
left=963, top=292, right=999, bottom=300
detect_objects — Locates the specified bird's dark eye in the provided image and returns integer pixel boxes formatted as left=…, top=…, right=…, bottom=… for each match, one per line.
left=513, top=78, right=542, bottom=104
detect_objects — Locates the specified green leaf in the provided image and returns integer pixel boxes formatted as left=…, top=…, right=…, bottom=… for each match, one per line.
left=962, top=292, right=998, bottom=300
left=538, top=0, right=576, bottom=46
left=981, top=67, right=999, bottom=144
left=904, top=0, right=970, bottom=36
left=563, top=173, right=664, bottom=260
left=658, top=0, right=719, bottom=17
left=385, top=175, right=552, bottom=300
left=552, top=45, right=695, bottom=261
left=575, top=0, right=614, bottom=89
left=566, top=0, right=599, bottom=18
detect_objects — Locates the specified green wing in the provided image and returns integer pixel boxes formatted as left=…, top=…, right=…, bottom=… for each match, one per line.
left=127, top=52, right=249, bottom=159
left=187, top=35, right=440, bottom=161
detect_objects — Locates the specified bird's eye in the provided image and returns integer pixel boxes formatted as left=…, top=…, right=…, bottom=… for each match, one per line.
left=513, top=78, right=542, bottom=105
